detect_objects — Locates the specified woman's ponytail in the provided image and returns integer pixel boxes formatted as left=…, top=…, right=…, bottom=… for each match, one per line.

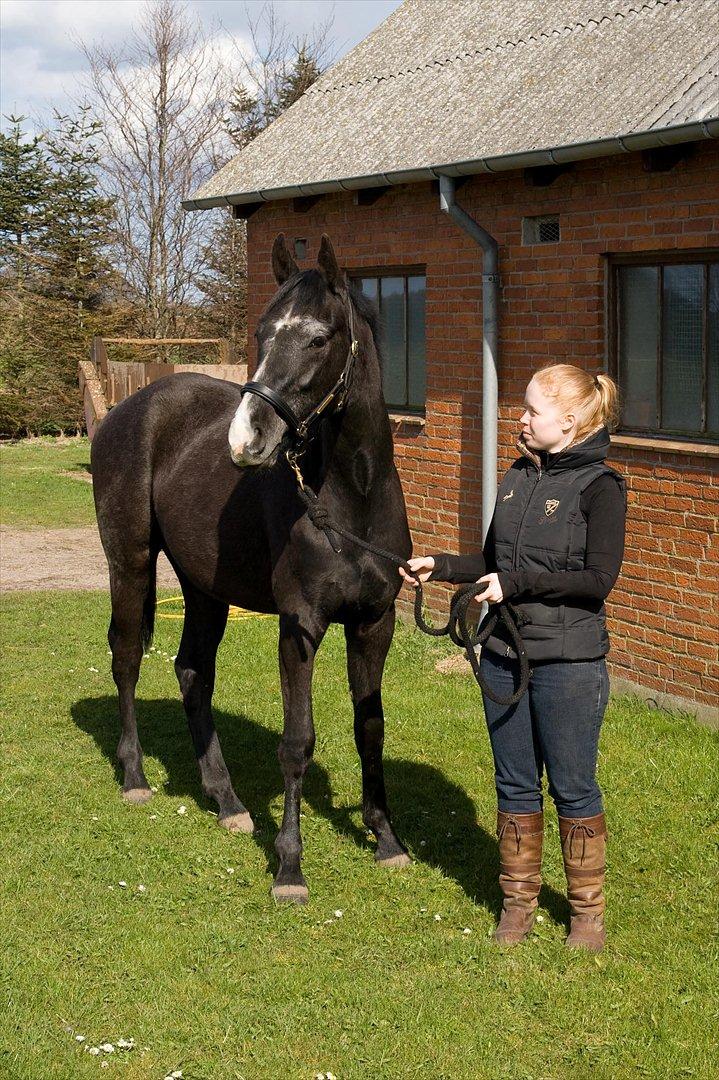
left=594, top=372, right=621, bottom=433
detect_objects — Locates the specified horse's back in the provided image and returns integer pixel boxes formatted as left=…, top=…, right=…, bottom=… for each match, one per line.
left=93, top=373, right=241, bottom=460
left=91, top=374, right=245, bottom=568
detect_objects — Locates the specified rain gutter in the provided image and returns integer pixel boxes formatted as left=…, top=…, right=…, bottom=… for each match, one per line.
left=182, top=119, right=719, bottom=210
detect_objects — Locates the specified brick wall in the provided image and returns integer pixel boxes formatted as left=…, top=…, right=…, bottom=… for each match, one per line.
left=245, top=140, right=719, bottom=715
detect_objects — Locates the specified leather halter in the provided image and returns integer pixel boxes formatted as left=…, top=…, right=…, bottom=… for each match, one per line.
left=239, top=291, right=360, bottom=457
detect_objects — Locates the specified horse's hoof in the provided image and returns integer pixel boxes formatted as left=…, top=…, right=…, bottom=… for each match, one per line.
left=219, top=811, right=255, bottom=835
left=122, top=787, right=153, bottom=805
left=376, top=851, right=413, bottom=868
left=271, top=884, right=309, bottom=905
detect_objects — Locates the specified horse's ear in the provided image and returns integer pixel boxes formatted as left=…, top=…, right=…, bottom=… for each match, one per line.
left=317, top=234, right=346, bottom=293
left=271, top=233, right=299, bottom=285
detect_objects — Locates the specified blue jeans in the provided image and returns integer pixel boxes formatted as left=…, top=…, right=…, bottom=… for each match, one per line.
left=478, top=648, right=610, bottom=818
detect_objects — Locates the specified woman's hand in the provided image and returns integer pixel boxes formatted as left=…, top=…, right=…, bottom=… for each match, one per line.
left=475, top=572, right=504, bottom=604
left=399, top=555, right=435, bottom=588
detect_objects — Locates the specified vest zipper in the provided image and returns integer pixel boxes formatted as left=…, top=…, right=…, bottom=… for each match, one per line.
left=511, top=460, right=543, bottom=571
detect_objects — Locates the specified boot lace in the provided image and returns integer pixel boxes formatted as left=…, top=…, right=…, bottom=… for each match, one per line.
left=564, top=821, right=596, bottom=864
left=498, top=816, right=522, bottom=855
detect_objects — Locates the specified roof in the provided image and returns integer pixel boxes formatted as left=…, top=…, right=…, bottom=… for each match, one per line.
left=185, top=0, right=719, bottom=209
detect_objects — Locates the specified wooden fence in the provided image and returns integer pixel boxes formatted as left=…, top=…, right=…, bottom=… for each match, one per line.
left=78, top=336, right=247, bottom=440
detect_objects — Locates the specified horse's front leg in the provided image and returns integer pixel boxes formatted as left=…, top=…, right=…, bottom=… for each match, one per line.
left=272, top=611, right=328, bottom=904
left=345, top=604, right=411, bottom=867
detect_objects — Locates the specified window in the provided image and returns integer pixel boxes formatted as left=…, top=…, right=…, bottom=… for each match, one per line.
left=609, top=253, right=719, bottom=442
left=522, top=214, right=560, bottom=244
left=353, top=272, right=426, bottom=413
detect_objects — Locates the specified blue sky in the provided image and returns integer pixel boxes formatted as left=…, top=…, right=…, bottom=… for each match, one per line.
left=0, top=0, right=402, bottom=130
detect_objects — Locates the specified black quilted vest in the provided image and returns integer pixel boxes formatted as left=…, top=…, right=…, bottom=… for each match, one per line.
left=480, top=426, right=626, bottom=662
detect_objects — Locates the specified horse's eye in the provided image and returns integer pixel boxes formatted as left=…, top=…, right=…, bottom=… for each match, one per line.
left=310, top=336, right=327, bottom=349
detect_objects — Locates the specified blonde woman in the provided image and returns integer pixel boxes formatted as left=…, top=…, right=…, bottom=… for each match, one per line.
left=401, top=365, right=627, bottom=952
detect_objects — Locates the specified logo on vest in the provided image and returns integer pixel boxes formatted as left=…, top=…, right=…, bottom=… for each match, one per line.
left=502, top=488, right=514, bottom=501
left=545, top=499, right=560, bottom=516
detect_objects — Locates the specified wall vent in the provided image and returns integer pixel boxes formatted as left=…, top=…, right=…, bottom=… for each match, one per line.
left=522, top=215, right=560, bottom=244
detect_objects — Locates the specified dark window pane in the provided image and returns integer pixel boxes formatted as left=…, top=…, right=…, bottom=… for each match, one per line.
left=407, top=275, right=426, bottom=409
left=708, top=264, right=719, bottom=436
left=662, top=264, right=703, bottom=432
left=618, top=266, right=658, bottom=428
left=359, top=277, right=378, bottom=303
left=380, top=276, right=406, bottom=407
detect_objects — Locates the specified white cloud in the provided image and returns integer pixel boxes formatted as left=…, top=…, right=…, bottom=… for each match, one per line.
left=0, top=0, right=402, bottom=131
left=1, top=0, right=146, bottom=38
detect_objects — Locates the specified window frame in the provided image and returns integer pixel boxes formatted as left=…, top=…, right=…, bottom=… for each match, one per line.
left=607, top=249, right=719, bottom=444
left=348, top=265, right=427, bottom=416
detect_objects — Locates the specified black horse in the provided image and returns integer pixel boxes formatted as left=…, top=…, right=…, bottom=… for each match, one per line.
left=91, top=234, right=413, bottom=902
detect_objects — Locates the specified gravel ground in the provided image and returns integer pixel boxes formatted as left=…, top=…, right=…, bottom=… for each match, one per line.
left=0, top=525, right=179, bottom=593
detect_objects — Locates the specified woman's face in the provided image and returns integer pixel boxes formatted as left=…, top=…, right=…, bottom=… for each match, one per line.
left=519, top=378, right=575, bottom=452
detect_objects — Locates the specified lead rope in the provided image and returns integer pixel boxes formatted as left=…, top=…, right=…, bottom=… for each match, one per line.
left=296, top=482, right=531, bottom=707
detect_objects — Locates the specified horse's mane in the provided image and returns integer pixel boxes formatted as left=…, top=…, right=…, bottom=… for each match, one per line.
left=261, top=270, right=383, bottom=361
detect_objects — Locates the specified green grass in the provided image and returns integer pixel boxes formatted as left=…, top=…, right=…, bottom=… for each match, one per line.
left=0, top=437, right=94, bottom=528
left=1, top=590, right=717, bottom=1079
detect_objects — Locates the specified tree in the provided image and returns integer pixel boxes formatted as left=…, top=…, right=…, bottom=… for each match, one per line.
left=204, top=4, right=333, bottom=353
left=81, top=0, right=230, bottom=338
left=0, top=110, right=122, bottom=435
left=0, top=116, right=52, bottom=289
left=225, top=4, right=333, bottom=150
left=195, top=209, right=247, bottom=349
left=40, top=107, right=116, bottom=323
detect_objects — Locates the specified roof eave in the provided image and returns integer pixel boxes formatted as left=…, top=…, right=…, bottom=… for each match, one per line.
left=182, top=117, right=719, bottom=211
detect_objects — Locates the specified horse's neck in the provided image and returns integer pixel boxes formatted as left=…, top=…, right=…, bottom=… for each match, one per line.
left=321, top=335, right=394, bottom=501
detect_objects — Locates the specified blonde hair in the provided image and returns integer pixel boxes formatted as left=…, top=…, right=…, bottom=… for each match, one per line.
left=531, top=363, right=621, bottom=446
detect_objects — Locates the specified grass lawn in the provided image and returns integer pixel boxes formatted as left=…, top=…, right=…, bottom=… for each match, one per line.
left=1, top=589, right=717, bottom=1079
left=0, top=437, right=94, bottom=528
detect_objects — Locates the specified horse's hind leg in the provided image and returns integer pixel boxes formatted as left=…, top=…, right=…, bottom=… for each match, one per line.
left=174, top=582, right=254, bottom=834
left=345, top=604, right=411, bottom=867
left=108, top=562, right=156, bottom=804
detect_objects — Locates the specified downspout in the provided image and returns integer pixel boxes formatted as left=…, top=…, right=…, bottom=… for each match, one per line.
left=439, top=174, right=499, bottom=573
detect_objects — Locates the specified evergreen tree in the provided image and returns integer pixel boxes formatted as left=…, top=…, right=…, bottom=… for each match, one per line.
left=226, top=42, right=326, bottom=150
left=41, top=108, right=116, bottom=322
left=0, top=116, right=52, bottom=288
left=196, top=209, right=248, bottom=351
left=0, top=109, right=121, bottom=435
left=276, top=47, right=323, bottom=114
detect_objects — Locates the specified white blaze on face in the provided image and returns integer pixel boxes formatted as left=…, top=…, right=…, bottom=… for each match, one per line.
left=228, top=306, right=330, bottom=462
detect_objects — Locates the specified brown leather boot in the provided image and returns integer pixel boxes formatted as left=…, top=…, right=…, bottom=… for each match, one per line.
left=559, top=812, right=607, bottom=952
left=493, top=810, right=544, bottom=945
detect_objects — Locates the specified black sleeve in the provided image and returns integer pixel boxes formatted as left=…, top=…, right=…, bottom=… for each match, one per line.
left=427, top=518, right=495, bottom=584
left=497, top=474, right=626, bottom=602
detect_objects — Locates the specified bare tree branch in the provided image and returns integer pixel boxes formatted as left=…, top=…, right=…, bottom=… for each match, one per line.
left=79, top=0, right=232, bottom=336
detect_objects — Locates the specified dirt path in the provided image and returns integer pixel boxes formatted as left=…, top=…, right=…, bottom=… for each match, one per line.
left=0, top=525, right=179, bottom=593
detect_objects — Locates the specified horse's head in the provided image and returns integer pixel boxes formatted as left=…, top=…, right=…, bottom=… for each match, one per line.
left=229, top=233, right=361, bottom=468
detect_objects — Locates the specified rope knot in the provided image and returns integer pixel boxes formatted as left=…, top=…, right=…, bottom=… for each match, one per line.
left=306, top=503, right=332, bottom=531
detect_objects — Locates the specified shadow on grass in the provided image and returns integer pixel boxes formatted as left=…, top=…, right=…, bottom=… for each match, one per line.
left=72, top=695, right=568, bottom=923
